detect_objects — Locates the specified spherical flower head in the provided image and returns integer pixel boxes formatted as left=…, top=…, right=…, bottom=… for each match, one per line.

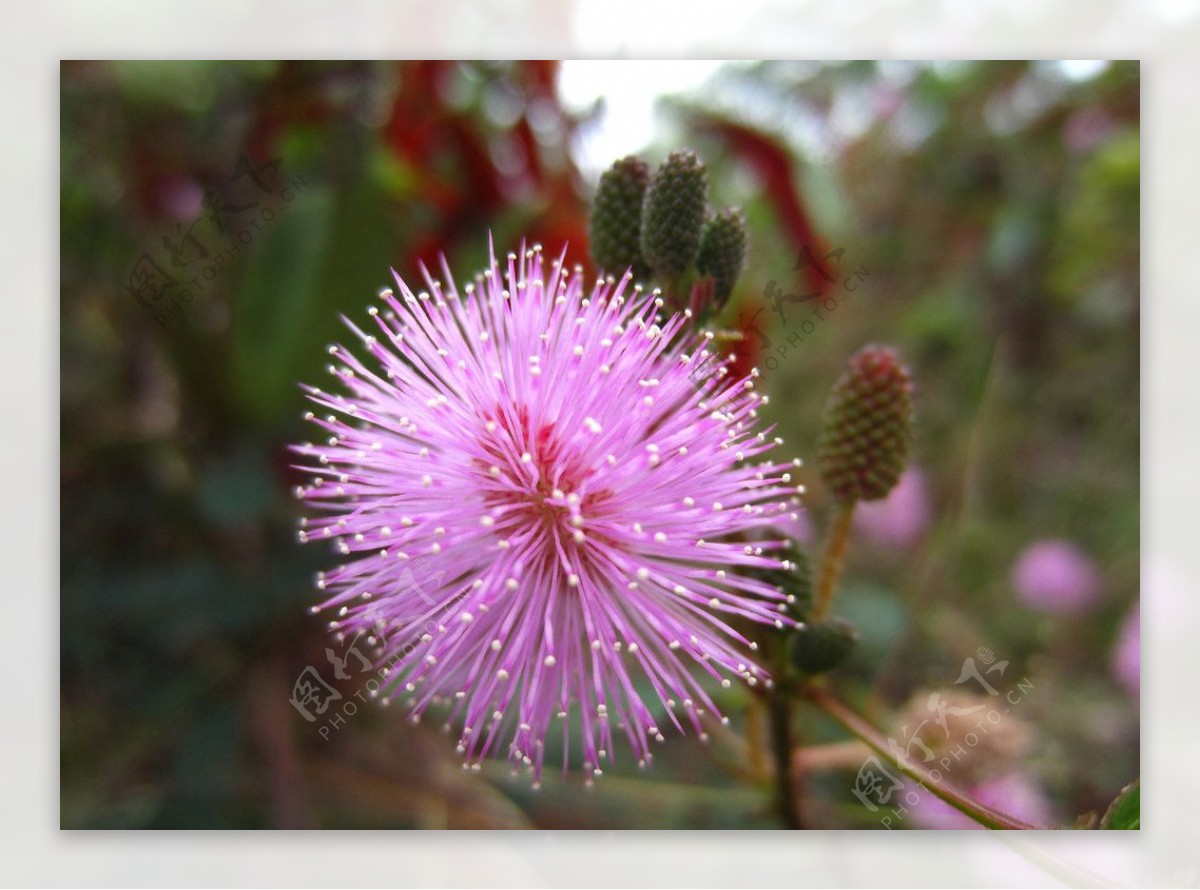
left=894, top=688, right=1031, bottom=785
left=1011, top=539, right=1101, bottom=614
left=292, top=240, right=801, bottom=782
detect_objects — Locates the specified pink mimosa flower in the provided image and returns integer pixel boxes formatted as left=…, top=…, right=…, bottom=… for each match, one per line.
left=1011, top=539, right=1101, bottom=614
left=293, top=242, right=802, bottom=782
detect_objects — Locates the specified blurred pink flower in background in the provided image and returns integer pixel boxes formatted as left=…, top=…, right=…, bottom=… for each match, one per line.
left=1112, top=606, right=1140, bottom=699
left=1011, top=539, right=1101, bottom=614
left=854, top=466, right=931, bottom=549
left=907, top=772, right=1053, bottom=830
left=155, top=174, right=205, bottom=221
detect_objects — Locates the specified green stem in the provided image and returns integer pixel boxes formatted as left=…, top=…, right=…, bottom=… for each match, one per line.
left=766, top=634, right=803, bottom=828
left=767, top=693, right=803, bottom=829
left=801, top=685, right=1038, bottom=830
left=813, top=501, right=856, bottom=621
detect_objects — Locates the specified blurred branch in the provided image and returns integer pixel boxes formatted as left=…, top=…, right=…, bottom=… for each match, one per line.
left=791, top=740, right=872, bottom=772
left=801, top=685, right=1039, bottom=830
left=246, top=655, right=315, bottom=828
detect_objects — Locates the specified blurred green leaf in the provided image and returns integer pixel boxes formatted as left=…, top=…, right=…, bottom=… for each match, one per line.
left=1100, top=780, right=1139, bottom=829
left=229, top=184, right=336, bottom=425
left=110, top=61, right=278, bottom=114
left=230, top=174, right=405, bottom=427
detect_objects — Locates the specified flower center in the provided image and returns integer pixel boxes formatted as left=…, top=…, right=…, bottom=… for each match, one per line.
left=475, top=406, right=611, bottom=557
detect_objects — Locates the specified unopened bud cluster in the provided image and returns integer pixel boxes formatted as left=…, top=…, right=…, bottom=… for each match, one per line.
left=588, top=149, right=747, bottom=319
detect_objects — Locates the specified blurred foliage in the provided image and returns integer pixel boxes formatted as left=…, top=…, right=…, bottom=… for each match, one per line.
left=1101, top=780, right=1140, bottom=829
left=61, top=60, right=1138, bottom=829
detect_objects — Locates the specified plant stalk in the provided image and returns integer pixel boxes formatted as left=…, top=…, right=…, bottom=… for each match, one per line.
left=813, top=501, right=856, bottom=621
left=802, top=685, right=1038, bottom=830
left=768, top=690, right=803, bottom=829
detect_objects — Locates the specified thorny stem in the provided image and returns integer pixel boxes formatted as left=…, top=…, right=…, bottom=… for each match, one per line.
left=801, top=685, right=1038, bottom=830
left=813, top=501, right=856, bottom=621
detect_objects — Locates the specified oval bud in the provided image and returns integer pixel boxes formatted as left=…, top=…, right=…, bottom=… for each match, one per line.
left=640, top=149, right=708, bottom=277
left=589, top=155, right=651, bottom=280
left=817, top=345, right=914, bottom=503
left=695, top=206, right=748, bottom=311
left=789, top=617, right=858, bottom=674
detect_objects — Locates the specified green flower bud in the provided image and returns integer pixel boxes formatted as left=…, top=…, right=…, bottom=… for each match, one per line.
left=817, top=345, right=914, bottom=503
left=695, top=207, right=748, bottom=310
left=789, top=617, right=858, bottom=674
left=589, top=156, right=651, bottom=280
left=640, top=149, right=707, bottom=277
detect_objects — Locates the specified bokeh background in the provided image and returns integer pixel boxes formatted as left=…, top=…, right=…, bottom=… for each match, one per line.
left=60, top=60, right=1139, bottom=829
